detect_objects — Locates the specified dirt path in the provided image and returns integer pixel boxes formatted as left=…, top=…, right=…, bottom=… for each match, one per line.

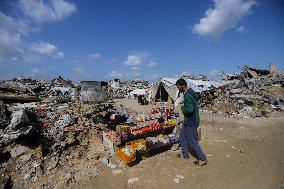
left=71, top=100, right=284, bottom=189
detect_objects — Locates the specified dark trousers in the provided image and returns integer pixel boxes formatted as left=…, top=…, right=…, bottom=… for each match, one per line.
left=179, top=125, right=206, bottom=160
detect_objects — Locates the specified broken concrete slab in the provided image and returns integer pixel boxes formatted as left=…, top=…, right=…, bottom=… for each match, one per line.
left=10, top=145, right=31, bottom=158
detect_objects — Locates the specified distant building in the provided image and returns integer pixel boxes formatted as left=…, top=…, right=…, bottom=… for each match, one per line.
left=269, top=63, right=277, bottom=74
left=110, top=78, right=120, bottom=89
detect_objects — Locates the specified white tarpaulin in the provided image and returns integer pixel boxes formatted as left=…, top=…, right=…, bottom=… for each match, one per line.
left=150, top=77, right=224, bottom=103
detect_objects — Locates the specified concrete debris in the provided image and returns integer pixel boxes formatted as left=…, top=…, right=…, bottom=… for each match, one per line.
left=10, top=145, right=30, bottom=158
left=0, top=76, right=117, bottom=188
left=0, top=103, right=11, bottom=129
left=200, top=65, right=284, bottom=118
left=1, top=108, right=38, bottom=143
left=109, top=79, right=150, bottom=99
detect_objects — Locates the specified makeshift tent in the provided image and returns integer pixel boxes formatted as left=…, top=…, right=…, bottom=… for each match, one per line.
left=150, top=77, right=223, bottom=104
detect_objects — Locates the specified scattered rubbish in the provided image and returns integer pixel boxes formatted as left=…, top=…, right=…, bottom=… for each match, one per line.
left=107, top=162, right=117, bottom=169
left=112, top=170, right=123, bottom=175
left=231, top=146, right=238, bottom=150
left=128, top=177, right=139, bottom=184
left=173, top=174, right=184, bottom=183
left=226, top=155, right=231, bottom=158
left=176, top=174, right=184, bottom=179
left=99, top=157, right=109, bottom=166
left=173, top=178, right=180, bottom=184
left=280, top=180, right=284, bottom=187
left=238, top=149, right=245, bottom=153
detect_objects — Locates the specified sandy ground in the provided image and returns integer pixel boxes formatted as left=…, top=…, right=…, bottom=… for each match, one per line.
left=71, top=99, right=284, bottom=189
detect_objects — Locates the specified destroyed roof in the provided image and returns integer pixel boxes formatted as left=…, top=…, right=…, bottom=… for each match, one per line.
left=51, top=76, right=74, bottom=87
left=129, top=88, right=146, bottom=96
left=243, top=65, right=270, bottom=78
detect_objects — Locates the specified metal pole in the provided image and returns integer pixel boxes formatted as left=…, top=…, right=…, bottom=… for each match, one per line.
left=160, top=83, right=162, bottom=103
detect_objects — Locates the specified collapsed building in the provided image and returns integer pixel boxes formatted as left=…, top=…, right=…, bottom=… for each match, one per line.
left=109, top=79, right=150, bottom=99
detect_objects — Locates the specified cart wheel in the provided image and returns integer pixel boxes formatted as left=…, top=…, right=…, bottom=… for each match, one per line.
left=142, top=151, right=151, bottom=158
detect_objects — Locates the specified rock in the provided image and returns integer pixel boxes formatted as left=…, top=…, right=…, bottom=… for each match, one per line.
left=238, top=149, right=245, bottom=153
left=231, top=146, right=237, bottom=150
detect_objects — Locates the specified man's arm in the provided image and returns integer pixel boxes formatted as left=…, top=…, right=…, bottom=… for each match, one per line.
left=181, top=94, right=195, bottom=115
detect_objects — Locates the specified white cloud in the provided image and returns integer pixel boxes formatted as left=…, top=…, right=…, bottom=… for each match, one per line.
left=208, top=69, right=220, bottom=79
left=145, top=74, right=160, bottom=81
left=237, top=25, right=245, bottom=33
left=19, top=0, right=77, bottom=23
left=146, top=61, right=157, bottom=67
left=73, top=67, right=90, bottom=77
left=192, top=0, right=256, bottom=38
left=89, top=53, right=102, bottom=60
left=0, top=0, right=75, bottom=64
left=132, top=72, right=141, bottom=77
left=0, top=12, right=25, bottom=64
left=108, top=70, right=123, bottom=78
left=30, top=41, right=64, bottom=58
left=30, top=68, right=47, bottom=77
left=131, top=66, right=142, bottom=70
left=125, top=54, right=143, bottom=66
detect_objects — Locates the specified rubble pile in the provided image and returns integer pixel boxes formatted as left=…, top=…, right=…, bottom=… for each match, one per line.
left=0, top=100, right=116, bottom=188
left=0, top=76, right=77, bottom=104
left=200, top=65, right=284, bottom=118
left=0, top=76, right=116, bottom=189
left=109, top=79, right=150, bottom=99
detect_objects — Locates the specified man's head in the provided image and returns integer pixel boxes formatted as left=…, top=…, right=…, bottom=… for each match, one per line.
left=176, top=78, right=188, bottom=93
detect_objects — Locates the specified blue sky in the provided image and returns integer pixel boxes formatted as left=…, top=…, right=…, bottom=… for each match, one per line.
left=0, top=0, right=283, bottom=81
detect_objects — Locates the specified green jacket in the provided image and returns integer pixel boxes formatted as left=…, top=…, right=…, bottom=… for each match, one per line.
left=181, top=88, right=200, bottom=127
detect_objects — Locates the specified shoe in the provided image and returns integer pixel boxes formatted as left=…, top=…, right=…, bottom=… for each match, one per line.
left=176, top=154, right=189, bottom=159
left=198, top=159, right=208, bottom=166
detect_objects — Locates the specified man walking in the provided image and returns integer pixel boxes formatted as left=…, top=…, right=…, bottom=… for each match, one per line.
left=175, top=78, right=208, bottom=166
